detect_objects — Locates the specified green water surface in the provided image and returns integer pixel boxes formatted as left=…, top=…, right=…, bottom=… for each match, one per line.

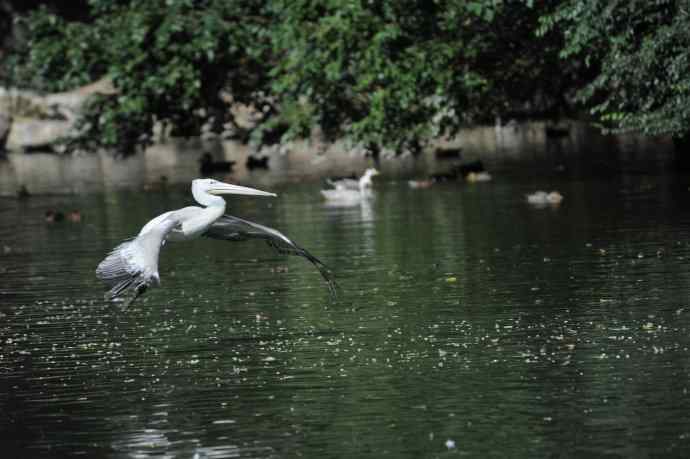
left=2, top=174, right=690, bottom=458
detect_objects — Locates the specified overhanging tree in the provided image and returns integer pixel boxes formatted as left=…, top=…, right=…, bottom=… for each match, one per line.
left=539, top=0, right=690, bottom=138
left=4, top=0, right=582, bottom=155
left=6, top=0, right=276, bottom=153
left=268, top=0, right=574, bottom=151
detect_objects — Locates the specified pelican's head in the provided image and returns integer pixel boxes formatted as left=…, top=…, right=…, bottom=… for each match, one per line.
left=192, top=179, right=276, bottom=206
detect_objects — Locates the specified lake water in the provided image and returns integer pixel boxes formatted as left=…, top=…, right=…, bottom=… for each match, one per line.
left=2, top=144, right=690, bottom=458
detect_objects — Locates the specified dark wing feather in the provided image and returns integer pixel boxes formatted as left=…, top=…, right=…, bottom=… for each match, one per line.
left=204, top=215, right=338, bottom=297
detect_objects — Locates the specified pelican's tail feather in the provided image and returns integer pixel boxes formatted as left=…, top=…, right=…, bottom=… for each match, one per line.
left=95, top=215, right=178, bottom=309
left=104, top=272, right=149, bottom=310
left=96, top=239, right=136, bottom=286
left=96, top=239, right=152, bottom=309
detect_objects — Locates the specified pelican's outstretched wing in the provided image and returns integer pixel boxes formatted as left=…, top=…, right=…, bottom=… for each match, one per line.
left=96, top=215, right=180, bottom=309
left=203, top=215, right=338, bottom=297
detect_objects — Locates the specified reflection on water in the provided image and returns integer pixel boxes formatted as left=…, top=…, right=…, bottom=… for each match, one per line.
left=0, top=121, right=677, bottom=197
left=0, top=138, right=413, bottom=197
left=3, top=154, right=690, bottom=457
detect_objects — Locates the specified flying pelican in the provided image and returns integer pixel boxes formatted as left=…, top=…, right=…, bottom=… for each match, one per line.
left=96, top=179, right=336, bottom=308
left=321, top=168, right=379, bottom=202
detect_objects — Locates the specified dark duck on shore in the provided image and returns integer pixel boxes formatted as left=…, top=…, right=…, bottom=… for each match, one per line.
left=246, top=155, right=270, bottom=170
left=199, top=152, right=236, bottom=176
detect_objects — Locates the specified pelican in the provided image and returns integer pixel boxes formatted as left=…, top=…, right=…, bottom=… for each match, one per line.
left=321, top=168, right=379, bottom=202
left=96, top=179, right=336, bottom=308
left=526, top=190, right=564, bottom=205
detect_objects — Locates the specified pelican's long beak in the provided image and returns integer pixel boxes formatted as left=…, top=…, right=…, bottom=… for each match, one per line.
left=209, top=182, right=277, bottom=197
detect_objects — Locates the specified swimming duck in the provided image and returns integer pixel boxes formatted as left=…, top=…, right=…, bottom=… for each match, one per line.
left=526, top=191, right=564, bottom=205
left=321, top=168, right=380, bottom=202
left=68, top=210, right=82, bottom=223
left=325, top=168, right=379, bottom=191
left=466, top=171, right=492, bottom=183
left=408, top=179, right=434, bottom=189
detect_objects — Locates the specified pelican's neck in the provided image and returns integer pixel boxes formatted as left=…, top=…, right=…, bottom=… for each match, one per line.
left=192, top=187, right=227, bottom=210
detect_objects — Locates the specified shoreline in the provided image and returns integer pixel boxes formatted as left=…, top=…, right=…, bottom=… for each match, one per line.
left=0, top=119, right=676, bottom=197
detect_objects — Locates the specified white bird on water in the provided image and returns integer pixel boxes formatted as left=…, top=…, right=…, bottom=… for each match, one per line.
left=465, top=171, right=492, bottom=183
left=321, top=168, right=380, bottom=203
left=96, top=179, right=336, bottom=308
left=526, top=190, right=564, bottom=205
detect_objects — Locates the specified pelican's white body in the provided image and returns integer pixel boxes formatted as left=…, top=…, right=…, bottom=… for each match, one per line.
left=138, top=180, right=276, bottom=241
left=139, top=206, right=224, bottom=241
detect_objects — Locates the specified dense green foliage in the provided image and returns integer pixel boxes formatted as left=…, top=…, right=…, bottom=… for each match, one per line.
left=7, top=0, right=275, bottom=152
left=539, top=0, right=690, bottom=137
left=2, top=0, right=689, bottom=154
left=268, top=0, right=573, bottom=151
